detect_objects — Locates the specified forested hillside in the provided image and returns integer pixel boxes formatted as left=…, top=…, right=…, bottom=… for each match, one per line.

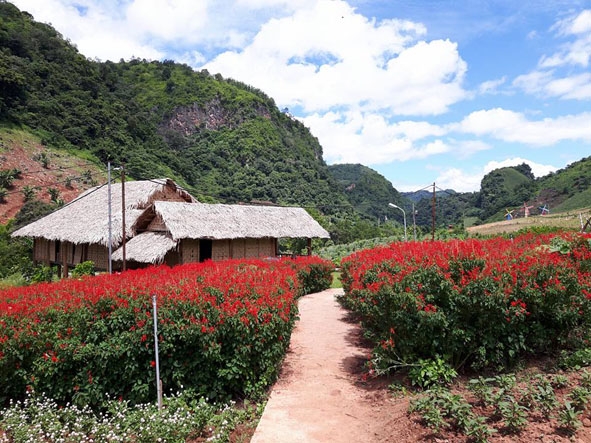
left=328, top=164, right=408, bottom=220
left=0, top=1, right=351, bottom=216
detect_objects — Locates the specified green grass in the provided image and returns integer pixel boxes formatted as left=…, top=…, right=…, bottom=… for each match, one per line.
left=331, top=271, right=342, bottom=289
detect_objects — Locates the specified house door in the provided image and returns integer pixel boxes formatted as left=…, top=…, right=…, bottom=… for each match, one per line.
left=199, top=239, right=212, bottom=262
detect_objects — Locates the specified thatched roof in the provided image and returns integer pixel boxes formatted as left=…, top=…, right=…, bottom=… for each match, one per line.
left=149, top=201, right=330, bottom=240
left=12, top=179, right=196, bottom=246
left=111, top=202, right=329, bottom=264
left=111, top=232, right=177, bottom=263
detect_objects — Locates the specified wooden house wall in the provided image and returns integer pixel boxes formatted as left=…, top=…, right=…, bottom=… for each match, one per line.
left=33, top=239, right=51, bottom=263
left=181, top=239, right=200, bottom=264
left=163, top=250, right=180, bottom=267
left=146, top=214, right=167, bottom=232
left=86, top=243, right=110, bottom=270
left=33, top=239, right=114, bottom=273
left=179, top=238, right=278, bottom=263
left=212, top=240, right=231, bottom=261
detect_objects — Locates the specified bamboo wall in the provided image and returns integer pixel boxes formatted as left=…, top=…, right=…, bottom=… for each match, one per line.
left=181, top=239, right=200, bottom=264
left=179, top=238, right=277, bottom=263
left=32, top=239, right=112, bottom=272
left=212, top=240, right=231, bottom=261
left=214, top=238, right=276, bottom=260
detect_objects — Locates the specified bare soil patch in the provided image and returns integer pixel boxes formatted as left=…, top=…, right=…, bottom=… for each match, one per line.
left=0, top=131, right=104, bottom=223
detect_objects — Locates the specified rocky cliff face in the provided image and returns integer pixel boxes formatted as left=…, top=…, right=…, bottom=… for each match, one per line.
left=162, top=98, right=272, bottom=136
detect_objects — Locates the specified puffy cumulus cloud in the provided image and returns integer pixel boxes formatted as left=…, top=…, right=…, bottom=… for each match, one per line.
left=79, top=34, right=164, bottom=62
left=551, top=9, right=591, bottom=37
left=235, top=0, right=314, bottom=9
left=302, top=111, right=448, bottom=164
left=10, top=0, right=291, bottom=61
left=203, top=0, right=467, bottom=115
left=543, top=73, right=591, bottom=99
left=126, top=0, right=209, bottom=43
left=513, top=69, right=591, bottom=100
left=433, top=168, right=483, bottom=193
left=11, top=0, right=167, bottom=61
left=455, top=108, right=591, bottom=145
left=453, top=140, right=492, bottom=158
left=512, top=70, right=554, bottom=95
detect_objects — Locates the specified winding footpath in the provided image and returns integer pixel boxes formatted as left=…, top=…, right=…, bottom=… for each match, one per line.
left=250, top=288, right=407, bottom=443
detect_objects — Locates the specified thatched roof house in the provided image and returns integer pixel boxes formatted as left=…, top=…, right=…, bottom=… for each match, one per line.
left=12, top=179, right=195, bottom=273
left=112, top=201, right=330, bottom=266
left=13, top=178, right=330, bottom=271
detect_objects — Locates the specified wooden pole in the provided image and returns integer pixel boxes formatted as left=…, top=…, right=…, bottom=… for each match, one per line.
left=108, top=162, right=112, bottom=274
left=431, top=182, right=436, bottom=241
left=121, top=166, right=126, bottom=272
left=63, top=242, right=69, bottom=278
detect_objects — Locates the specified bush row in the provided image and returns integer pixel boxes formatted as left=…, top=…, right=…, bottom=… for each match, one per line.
left=0, top=256, right=332, bottom=408
left=339, top=233, right=591, bottom=373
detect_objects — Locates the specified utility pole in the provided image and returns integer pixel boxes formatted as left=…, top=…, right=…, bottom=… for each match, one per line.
left=412, top=203, right=417, bottom=241
left=431, top=182, right=436, bottom=241
left=121, top=165, right=126, bottom=272
left=108, top=162, right=112, bottom=274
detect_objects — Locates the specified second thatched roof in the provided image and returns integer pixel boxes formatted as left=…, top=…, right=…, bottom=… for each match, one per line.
left=149, top=201, right=330, bottom=240
left=148, top=201, right=330, bottom=240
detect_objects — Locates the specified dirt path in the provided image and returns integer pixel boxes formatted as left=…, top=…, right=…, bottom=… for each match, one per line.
left=250, top=288, right=421, bottom=443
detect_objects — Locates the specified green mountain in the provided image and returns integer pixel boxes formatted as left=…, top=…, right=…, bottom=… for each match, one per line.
left=536, top=156, right=591, bottom=213
left=0, top=1, right=351, bottom=217
left=477, top=163, right=537, bottom=221
left=327, top=163, right=407, bottom=220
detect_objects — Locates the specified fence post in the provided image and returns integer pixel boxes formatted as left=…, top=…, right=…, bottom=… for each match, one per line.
left=152, top=294, right=162, bottom=411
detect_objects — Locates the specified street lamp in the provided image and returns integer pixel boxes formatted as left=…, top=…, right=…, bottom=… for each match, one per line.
left=388, top=203, right=407, bottom=242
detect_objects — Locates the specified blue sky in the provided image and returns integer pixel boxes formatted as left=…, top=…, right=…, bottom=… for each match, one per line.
left=11, top=0, right=591, bottom=192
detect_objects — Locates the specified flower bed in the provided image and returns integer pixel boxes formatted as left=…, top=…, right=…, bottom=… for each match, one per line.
left=0, top=256, right=332, bottom=408
left=339, top=232, right=591, bottom=373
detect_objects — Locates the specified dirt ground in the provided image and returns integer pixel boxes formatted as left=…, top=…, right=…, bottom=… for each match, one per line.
left=0, top=135, right=104, bottom=223
left=250, top=288, right=591, bottom=443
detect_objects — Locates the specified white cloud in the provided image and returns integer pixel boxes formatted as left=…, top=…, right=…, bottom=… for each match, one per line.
left=513, top=70, right=554, bottom=94
left=434, top=168, right=483, bottom=193
left=514, top=10, right=591, bottom=100
left=543, top=10, right=591, bottom=68
left=203, top=1, right=467, bottom=115
left=302, top=111, right=449, bottom=165
left=453, top=140, right=492, bottom=158
left=126, top=0, right=209, bottom=43
left=482, top=157, right=558, bottom=178
left=542, top=73, right=591, bottom=99
left=478, top=77, right=506, bottom=95
left=552, top=9, right=591, bottom=36
left=455, top=108, right=591, bottom=145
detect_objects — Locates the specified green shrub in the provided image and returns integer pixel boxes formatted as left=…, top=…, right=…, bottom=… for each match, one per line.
left=71, top=261, right=95, bottom=278
left=408, top=357, right=457, bottom=389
